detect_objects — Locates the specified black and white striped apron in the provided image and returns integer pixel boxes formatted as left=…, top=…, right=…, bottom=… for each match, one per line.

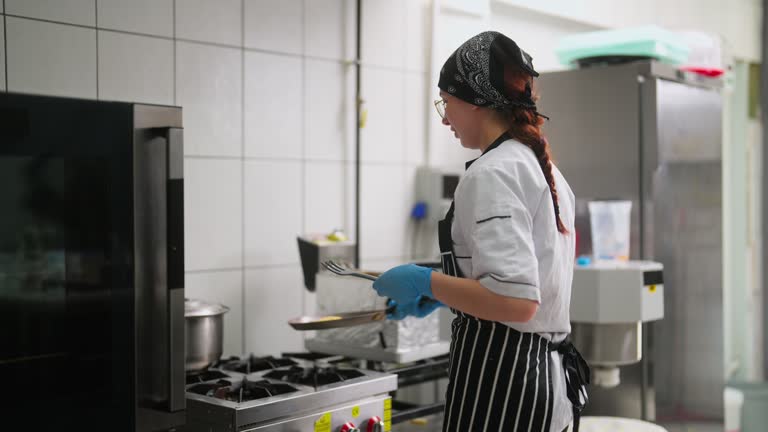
left=442, top=308, right=558, bottom=431
left=438, top=169, right=589, bottom=431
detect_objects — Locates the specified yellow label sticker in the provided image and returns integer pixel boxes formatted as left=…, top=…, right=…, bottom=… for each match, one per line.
left=383, top=397, right=392, bottom=429
left=649, top=284, right=657, bottom=293
left=314, top=413, right=332, bottom=432
left=352, top=406, right=360, bottom=418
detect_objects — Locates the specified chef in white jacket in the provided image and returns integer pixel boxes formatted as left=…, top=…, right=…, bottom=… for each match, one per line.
left=373, top=31, right=590, bottom=432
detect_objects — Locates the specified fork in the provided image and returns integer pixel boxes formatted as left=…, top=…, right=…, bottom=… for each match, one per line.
left=321, top=260, right=377, bottom=281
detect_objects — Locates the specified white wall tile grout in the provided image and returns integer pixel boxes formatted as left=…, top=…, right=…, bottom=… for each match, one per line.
left=240, top=0, right=246, bottom=355
left=3, top=8, right=7, bottom=90
left=94, top=0, right=98, bottom=99
left=300, top=0, right=309, bottom=319
left=172, top=0, right=176, bottom=105
left=185, top=155, right=242, bottom=161
left=360, top=62, right=413, bottom=73
left=186, top=267, right=243, bottom=275
left=2, top=13, right=94, bottom=30
left=98, top=26, right=176, bottom=41
left=173, top=36, right=244, bottom=51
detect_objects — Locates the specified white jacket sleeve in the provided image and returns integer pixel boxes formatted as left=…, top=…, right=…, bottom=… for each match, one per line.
left=455, top=164, right=545, bottom=303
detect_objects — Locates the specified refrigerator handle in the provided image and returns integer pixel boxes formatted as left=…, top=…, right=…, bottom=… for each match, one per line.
left=165, top=127, right=185, bottom=412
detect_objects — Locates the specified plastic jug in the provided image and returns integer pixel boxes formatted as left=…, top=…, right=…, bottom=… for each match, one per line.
left=725, top=387, right=744, bottom=432
left=588, top=200, right=632, bottom=262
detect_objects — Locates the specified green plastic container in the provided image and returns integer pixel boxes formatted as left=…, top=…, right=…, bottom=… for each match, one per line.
left=728, top=381, right=768, bottom=432
left=556, top=25, right=690, bottom=67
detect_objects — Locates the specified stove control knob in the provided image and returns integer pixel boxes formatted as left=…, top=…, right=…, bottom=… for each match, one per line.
left=339, top=422, right=360, bottom=432
left=367, top=416, right=385, bottom=432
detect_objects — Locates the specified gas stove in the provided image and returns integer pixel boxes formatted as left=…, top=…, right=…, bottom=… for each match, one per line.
left=182, top=354, right=396, bottom=432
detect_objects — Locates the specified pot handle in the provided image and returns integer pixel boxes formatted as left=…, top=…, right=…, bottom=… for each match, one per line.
left=166, top=127, right=186, bottom=412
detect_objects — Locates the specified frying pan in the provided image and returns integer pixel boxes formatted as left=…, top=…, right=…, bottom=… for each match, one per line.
left=288, top=297, right=438, bottom=330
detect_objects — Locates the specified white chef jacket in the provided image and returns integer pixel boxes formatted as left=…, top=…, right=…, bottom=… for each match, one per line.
left=450, top=137, right=576, bottom=431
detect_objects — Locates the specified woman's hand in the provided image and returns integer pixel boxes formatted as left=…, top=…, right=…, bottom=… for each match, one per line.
left=386, top=296, right=444, bottom=320
left=372, top=264, right=433, bottom=304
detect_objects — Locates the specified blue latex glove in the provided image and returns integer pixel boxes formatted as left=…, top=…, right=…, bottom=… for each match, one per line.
left=386, top=298, right=415, bottom=320
left=411, top=296, right=444, bottom=318
left=372, top=264, right=433, bottom=305
left=386, top=296, right=444, bottom=320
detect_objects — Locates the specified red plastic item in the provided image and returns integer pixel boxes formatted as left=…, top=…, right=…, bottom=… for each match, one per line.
left=339, top=422, right=358, bottom=432
left=679, top=66, right=725, bottom=77
left=367, top=416, right=384, bottom=432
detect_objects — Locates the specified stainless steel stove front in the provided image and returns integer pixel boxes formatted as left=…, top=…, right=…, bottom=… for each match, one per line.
left=246, top=394, right=390, bottom=431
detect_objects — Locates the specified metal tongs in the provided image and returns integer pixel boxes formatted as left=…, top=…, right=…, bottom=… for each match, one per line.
left=321, top=260, right=377, bottom=281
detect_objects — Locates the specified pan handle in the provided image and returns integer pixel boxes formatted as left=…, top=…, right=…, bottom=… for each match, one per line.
left=385, top=296, right=440, bottom=316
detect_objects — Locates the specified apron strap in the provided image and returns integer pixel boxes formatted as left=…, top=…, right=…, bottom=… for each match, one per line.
left=439, top=201, right=464, bottom=278
left=438, top=201, right=455, bottom=253
left=551, top=339, right=591, bottom=432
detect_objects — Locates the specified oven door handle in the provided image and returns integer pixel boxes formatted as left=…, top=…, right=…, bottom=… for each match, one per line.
left=165, top=127, right=185, bottom=413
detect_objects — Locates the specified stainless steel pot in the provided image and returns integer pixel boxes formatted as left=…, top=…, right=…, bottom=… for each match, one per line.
left=185, top=298, right=229, bottom=371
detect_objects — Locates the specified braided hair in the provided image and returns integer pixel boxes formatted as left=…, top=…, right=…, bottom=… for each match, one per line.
left=500, top=67, right=568, bottom=234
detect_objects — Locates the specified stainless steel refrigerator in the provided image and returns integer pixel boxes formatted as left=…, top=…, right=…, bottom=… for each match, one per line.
left=538, top=60, right=724, bottom=421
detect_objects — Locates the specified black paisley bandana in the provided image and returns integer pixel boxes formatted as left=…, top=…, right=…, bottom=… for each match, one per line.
left=438, top=31, right=544, bottom=115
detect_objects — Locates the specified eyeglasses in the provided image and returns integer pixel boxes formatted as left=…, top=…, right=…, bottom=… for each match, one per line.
left=434, top=99, right=446, bottom=119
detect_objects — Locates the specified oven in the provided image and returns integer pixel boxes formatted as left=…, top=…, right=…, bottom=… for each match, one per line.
left=0, top=92, right=185, bottom=431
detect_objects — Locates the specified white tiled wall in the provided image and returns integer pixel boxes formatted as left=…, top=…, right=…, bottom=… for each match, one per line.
left=404, top=0, right=431, bottom=72
left=175, top=0, right=242, bottom=46
left=244, top=0, right=302, bottom=55
left=98, top=31, right=174, bottom=105
left=6, top=0, right=95, bottom=26
left=404, top=71, right=428, bottom=165
left=6, top=17, right=96, bottom=98
left=176, top=41, right=243, bottom=157
left=0, top=0, right=432, bottom=356
left=184, top=159, right=243, bottom=271
left=304, top=161, right=347, bottom=233
left=360, top=164, right=408, bottom=260
left=361, top=0, right=406, bottom=69
left=304, top=59, right=354, bottom=161
left=304, top=0, right=354, bottom=61
left=244, top=160, right=304, bottom=267
left=245, top=266, right=305, bottom=355
left=96, top=0, right=173, bottom=38
left=186, top=270, right=244, bottom=357
left=360, top=66, right=405, bottom=163
left=244, top=51, right=303, bottom=159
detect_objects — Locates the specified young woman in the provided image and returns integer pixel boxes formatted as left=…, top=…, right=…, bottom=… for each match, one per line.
left=373, top=31, right=589, bottom=432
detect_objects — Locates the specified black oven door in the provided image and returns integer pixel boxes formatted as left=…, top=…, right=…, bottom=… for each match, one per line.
left=0, top=93, right=185, bottom=431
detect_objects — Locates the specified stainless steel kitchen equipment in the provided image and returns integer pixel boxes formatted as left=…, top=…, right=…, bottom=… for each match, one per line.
left=538, top=60, right=723, bottom=421
left=570, top=260, right=664, bottom=388
left=304, top=272, right=450, bottom=363
left=181, top=354, right=396, bottom=432
left=0, top=92, right=186, bottom=431
left=186, top=298, right=230, bottom=371
left=298, top=234, right=357, bottom=292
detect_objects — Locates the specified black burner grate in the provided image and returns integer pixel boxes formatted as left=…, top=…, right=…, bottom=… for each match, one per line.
left=214, top=355, right=298, bottom=374
left=187, top=378, right=298, bottom=403
left=185, top=370, right=230, bottom=385
left=263, top=366, right=365, bottom=388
